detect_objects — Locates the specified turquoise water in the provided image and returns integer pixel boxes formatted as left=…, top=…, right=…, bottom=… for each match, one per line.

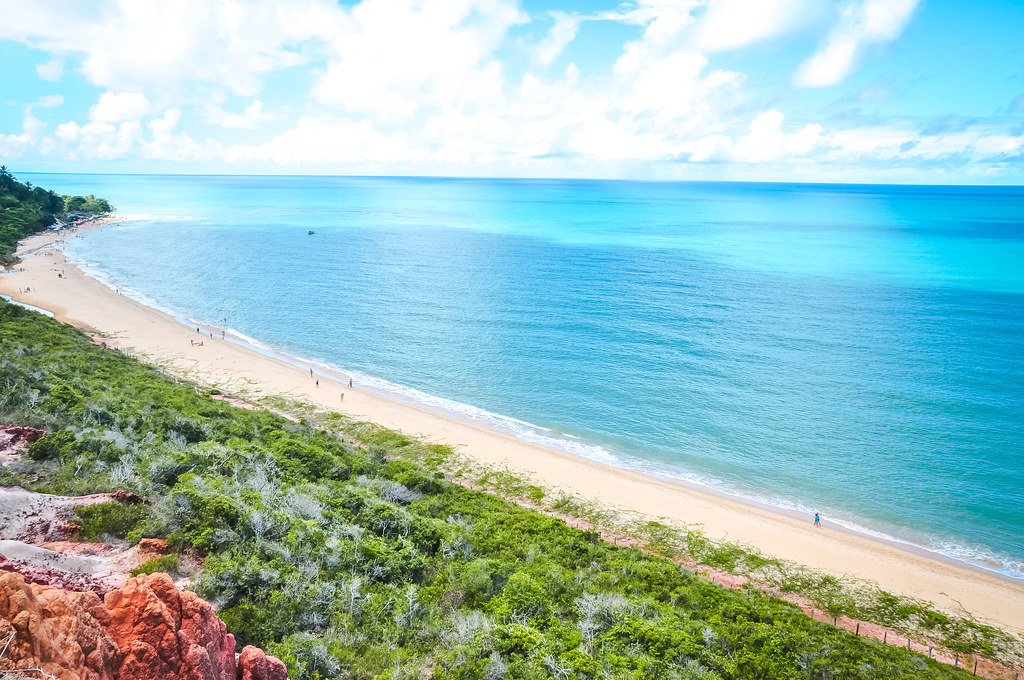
left=28, top=173, right=1024, bottom=578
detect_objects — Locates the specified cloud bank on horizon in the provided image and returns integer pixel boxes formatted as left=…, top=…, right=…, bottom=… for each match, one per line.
left=1, top=0, right=1022, bottom=183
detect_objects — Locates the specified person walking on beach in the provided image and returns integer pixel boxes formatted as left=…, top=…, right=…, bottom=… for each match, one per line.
left=348, top=378, right=353, bottom=388
left=340, top=393, right=344, bottom=402
left=814, top=513, right=821, bottom=528
left=315, top=380, right=319, bottom=388
left=310, top=368, right=314, bottom=378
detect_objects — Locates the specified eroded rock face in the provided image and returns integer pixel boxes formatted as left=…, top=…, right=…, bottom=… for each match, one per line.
left=105, top=573, right=237, bottom=680
left=0, top=572, right=287, bottom=680
left=0, top=426, right=46, bottom=461
left=238, top=646, right=288, bottom=680
left=0, top=570, right=122, bottom=680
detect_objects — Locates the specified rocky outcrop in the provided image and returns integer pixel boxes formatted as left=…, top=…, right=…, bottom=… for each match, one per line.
left=0, top=538, right=175, bottom=595
left=0, top=487, right=139, bottom=544
left=0, top=543, right=124, bottom=594
left=0, top=570, right=122, bottom=680
left=0, top=572, right=286, bottom=680
left=0, top=488, right=172, bottom=594
left=104, top=573, right=236, bottom=680
left=237, top=647, right=287, bottom=680
left=0, top=426, right=45, bottom=462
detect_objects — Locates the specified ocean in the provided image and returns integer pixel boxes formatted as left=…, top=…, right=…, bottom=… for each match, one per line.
left=27, top=173, right=1024, bottom=579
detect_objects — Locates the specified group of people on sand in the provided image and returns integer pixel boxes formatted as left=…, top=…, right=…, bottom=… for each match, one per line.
left=308, top=368, right=354, bottom=401
left=191, top=327, right=226, bottom=346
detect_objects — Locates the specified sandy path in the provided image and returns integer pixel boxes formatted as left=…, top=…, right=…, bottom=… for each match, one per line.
left=3, top=224, right=1024, bottom=634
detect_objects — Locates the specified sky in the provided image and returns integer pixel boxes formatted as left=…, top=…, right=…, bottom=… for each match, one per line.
left=1, top=0, right=1023, bottom=183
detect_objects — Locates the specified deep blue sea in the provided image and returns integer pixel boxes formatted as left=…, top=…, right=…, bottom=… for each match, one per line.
left=27, top=173, right=1024, bottom=579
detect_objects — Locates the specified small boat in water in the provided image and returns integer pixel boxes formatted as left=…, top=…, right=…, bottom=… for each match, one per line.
left=308, top=230, right=315, bottom=235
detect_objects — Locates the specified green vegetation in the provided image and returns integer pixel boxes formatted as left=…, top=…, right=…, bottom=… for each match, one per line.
left=73, top=501, right=151, bottom=542
left=3, top=299, right=1016, bottom=680
left=63, top=194, right=112, bottom=215
left=0, top=166, right=113, bottom=264
left=131, top=553, right=181, bottom=577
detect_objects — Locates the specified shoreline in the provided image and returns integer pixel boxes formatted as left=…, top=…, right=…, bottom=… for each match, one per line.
left=3, top=224, right=1024, bottom=635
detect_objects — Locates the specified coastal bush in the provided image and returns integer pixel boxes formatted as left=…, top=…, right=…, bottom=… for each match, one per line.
left=27, top=429, right=81, bottom=461
left=0, top=294, right=1006, bottom=680
left=130, top=553, right=180, bottom=576
left=73, top=501, right=150, bottom=542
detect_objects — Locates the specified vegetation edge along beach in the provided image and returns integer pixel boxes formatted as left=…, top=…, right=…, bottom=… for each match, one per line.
left=2, top=172, right=1023, bottom=678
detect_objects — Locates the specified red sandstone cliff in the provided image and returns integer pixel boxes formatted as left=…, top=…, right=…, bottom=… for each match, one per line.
left=0, top=572, right=286, bottom=680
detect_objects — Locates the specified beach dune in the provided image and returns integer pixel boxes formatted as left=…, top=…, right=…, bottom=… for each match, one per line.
left=3, top=226, right=1024, bottom=635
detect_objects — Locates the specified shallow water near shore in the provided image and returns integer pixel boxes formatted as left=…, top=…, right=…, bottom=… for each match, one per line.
left=30, top=173, right=1024, bottom=579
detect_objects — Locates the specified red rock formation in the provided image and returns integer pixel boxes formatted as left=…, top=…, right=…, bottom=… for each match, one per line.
left=238, top=646, right=287, bottom=680
left=0, top=570, right=122, bottom=680
left=0, top=426, right=46, bottom=458
left=0, top=572, right=286, bottom=680
left=135, top=539, right=168, bottom=556
left=109, top=491, right=145, bottom=506
left=104, top=573, right=236, bottom=680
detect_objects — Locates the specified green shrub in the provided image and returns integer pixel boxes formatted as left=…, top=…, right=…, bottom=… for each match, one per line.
left=74, top=501, right=149, bottom=542
left=27, top=430, right=81, bottom=461
left=131, top=553, right=180, bottom=576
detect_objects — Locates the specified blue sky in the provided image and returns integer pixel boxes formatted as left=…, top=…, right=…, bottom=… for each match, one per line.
left=1, top=0, right=1022, bottom=183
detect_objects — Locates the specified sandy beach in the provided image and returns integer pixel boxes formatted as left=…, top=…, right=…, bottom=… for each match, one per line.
left=3, top=224, right=1024, bottom=636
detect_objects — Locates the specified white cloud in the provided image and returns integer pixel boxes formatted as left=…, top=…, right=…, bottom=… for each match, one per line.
left=36, top=94, right=64, bottom=108
left=227, top=116, right=418, bottom=166
left=90, top=91, right=150, bottom=123
left=0, top=110, right=46, bottom=159
left=689, top=109, right=824, bottom=162
left=599, top=0, right=702, bottom=29
left=570, top=118, right=677, bottom=162
left=311, top=0, right=525, bottom=120
left=609, top=2, right=744, bottom=129
left=828, top=127, right=915, bottom=158
left=732, top=109, right=823, bottom=161
left=204, top=100, right=277, bottom=129
left=52, top=120, right=143, bottom=160
left=142, top=108, right=218, bottom=161
left=3, top=0, right=1019, bottom=181
left=1, top=0, right=317, bottom=97
left=36, top=56, right=63, bottom=81
left=693, top=0, right=822, bottom=52
left=794, top=0, right=919, bottom=88
left=533, top=11, right=580, bottom=65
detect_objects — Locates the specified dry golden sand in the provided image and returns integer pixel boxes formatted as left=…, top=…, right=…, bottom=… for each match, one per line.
left=4, top=224, right=1024, bottom=635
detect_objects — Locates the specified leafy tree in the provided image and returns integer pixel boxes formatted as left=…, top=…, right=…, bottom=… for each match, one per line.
left=0, top=171, right=114, bottom=263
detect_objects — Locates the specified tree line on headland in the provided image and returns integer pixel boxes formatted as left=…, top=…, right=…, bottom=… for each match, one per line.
left=0, top=165, right=114, bottom=264
left=1, top=176, right=1017, bottom=680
